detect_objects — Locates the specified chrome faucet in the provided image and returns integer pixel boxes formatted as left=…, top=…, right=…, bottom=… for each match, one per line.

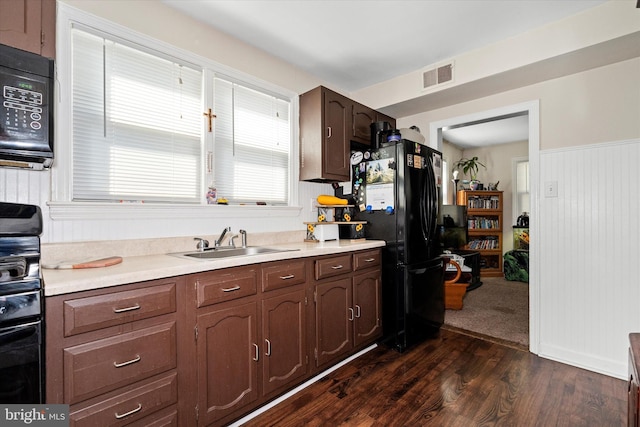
left=228, top=233, right=238, bottom=248
left=239, top=229, right=247, bottom=248
left=214, top=226, right=231, bottom=247
left=194, top=237, right=209, bottom=251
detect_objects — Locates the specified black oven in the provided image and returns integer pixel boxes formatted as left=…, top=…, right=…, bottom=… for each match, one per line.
left=0, top=43, right=54, bottom=169
left=0, top=202, right=44, bottom=403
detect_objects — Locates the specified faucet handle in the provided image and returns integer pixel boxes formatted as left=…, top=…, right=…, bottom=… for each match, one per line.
left=194, top=237, right=209, bottom=251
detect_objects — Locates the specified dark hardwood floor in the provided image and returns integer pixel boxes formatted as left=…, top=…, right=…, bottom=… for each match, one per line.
left=243, top=330, right=626, bottom=426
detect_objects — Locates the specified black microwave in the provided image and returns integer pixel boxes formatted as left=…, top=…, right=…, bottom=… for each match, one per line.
left=0, top=43, right=54, bottom=170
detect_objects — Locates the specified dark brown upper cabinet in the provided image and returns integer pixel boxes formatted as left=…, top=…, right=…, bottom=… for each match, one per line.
left=300, top=86, right=395, bottom=182
left=351, top=102, right=376, bottom=146
left=0, top=0, right=56, bottom=58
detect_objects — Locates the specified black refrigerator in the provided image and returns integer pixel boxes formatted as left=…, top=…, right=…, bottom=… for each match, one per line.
left=350, top=139, right=445, bottom=352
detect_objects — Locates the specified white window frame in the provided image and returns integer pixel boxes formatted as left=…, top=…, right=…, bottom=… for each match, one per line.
left=50, top=3, right=300, bottom=220
left=512, top=156, right=530, bottom=224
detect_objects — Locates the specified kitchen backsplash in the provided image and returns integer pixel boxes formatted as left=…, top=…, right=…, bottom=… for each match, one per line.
left=41, top=230, right=306, bottom=265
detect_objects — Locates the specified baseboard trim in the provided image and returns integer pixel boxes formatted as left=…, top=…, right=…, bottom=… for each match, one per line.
left=228, top=343, right=378, bottom=426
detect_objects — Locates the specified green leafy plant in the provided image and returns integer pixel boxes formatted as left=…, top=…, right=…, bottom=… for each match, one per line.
left=454, top=156, right=486, bottom=181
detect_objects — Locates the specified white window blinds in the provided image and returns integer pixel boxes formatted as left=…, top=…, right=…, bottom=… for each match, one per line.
left=71, top=27, right=203, bottom=203
left=213, top=78, right=290, bottom=205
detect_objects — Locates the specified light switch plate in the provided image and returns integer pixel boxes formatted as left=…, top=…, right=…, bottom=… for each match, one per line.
left=545, top=181, right=558, bottom=198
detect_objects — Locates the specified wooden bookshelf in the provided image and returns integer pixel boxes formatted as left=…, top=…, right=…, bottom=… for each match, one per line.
left=457, top=190, right=503, bottom=277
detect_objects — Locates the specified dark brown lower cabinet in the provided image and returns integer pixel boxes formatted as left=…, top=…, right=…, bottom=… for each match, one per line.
left=193, top=264, right=309, bottom=426
left=315, top=278, right=353, bottom=367
left=314, top=269, right=382, bottom=369
left=261, top=289, right=307, bottom=397
left=196, top=300, right=259, bottom=426
left=47, top=249, right=381, bottom=427
left=353, top=270, right=382, bottom=347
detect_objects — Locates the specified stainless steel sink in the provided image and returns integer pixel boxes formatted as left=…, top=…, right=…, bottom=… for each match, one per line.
left=171, top=246, right=298, bottom=260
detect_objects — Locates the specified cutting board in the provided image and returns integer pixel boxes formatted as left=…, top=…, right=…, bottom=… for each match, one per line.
left=43, top=256, right=123, bottom=270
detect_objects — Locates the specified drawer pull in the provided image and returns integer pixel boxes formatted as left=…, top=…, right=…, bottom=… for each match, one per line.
left=364, top=258, right=376, bottom=262
left=279, top=274, right=295, bottom=280
left=114, top=403, right=142, bottom=419
left=113, top=304, right=141, bottom=313
left=222, top=285, right=241, bottom=292
left=331, top=265, right=344, bottom=270
left=253, top=343, right=259, bottom=361
left=113, top=355, right=141, bottom=368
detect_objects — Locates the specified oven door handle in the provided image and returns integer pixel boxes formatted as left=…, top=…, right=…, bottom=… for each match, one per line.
left=0, top=324, right=37, bottom=346
left=0, top=257, right=27, bottom=282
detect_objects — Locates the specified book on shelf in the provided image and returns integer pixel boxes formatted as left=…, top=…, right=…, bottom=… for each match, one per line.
left=467, top=217, right=500, bottom=229
left=467, top=195, right=500, bottom=210
left=467, top=236, right=499, bottom=250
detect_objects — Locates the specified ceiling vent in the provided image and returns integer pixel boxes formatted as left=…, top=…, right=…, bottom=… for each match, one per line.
left=422, top=62, right=454, bottom=90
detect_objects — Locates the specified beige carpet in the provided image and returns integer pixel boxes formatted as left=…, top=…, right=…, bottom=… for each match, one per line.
left=443, top=277, right=529, bottom=348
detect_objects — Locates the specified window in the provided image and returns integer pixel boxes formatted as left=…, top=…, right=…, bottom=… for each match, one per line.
left=442, top=159, right=451, bottom=204
left=513, top=158, right=530, bottom=222
left=213, top=78, right=290, bottom=205
left=71, top=27, right=203, bottom=203
left=61, top=20, right=293, bottom=208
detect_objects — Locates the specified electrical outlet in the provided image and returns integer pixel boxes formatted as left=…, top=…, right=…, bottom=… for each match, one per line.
left=545, top=181, right=558, bottom=198
left=309, top=198, right=316, bottom=213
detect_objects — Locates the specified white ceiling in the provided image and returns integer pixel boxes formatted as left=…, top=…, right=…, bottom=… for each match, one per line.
left=161, top=0, right=609, bottom=147
left=442, top=114, right=530, bottom=148
left=162, top=0, right=606, bottom=93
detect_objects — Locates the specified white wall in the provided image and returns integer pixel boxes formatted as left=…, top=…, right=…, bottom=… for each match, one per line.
left=0, top=0, right=333, bottom=244
left=397, top=58, right=640, bottom=378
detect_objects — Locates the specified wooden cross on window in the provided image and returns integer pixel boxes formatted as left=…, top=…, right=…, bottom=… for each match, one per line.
left=203, top=108, right=216, bottom=132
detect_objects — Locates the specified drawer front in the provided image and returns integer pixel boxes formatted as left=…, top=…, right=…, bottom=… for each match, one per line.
left=262, top=260, right=307, bottom=292
left=196, top=267, right=257, bottom=307
left=128, top=409, right=178, bottom=427
left=64, top=322, right=177, bottom=404
left=63, top=283, right=176, bottom=336
left=353, top=250, right=381, bottom=271
left=315, top=254, right=352, bottom=280
left=70, top=372, right=177, bottom=426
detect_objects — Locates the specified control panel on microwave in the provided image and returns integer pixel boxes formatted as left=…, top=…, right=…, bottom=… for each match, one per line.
left=1, top=73, right=48, bottom=142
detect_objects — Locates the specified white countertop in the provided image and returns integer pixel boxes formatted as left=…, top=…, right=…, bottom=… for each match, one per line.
left=42, top=240, right=385, bottom=296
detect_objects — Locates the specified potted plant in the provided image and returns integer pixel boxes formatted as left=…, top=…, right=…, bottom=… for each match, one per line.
left=454, top=156, right=486, bottom=190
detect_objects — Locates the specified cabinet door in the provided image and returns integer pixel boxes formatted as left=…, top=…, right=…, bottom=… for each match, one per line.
left=0, top=0, right=55, bottom=57
left=196, top=302, right=258, bottom=426
left=261, top=289, right=307, bottom=397
left=353, top=270, right=382, bottom=347
left=315, top=278, right=352, bottom=367
left=323, top=89, right=350, bottom=181
left=352, top=102, right=375, bottom=146
left=0, top=0, right=41, bottom=54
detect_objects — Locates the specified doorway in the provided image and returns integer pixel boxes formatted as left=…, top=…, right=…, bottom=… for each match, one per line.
left=429, top=101, right=540, bottom=353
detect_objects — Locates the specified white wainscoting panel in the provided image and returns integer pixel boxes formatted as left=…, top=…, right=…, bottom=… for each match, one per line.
left=1, top=168, right=331, bottom=244
left=538, top=139, right=640, bottom=378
